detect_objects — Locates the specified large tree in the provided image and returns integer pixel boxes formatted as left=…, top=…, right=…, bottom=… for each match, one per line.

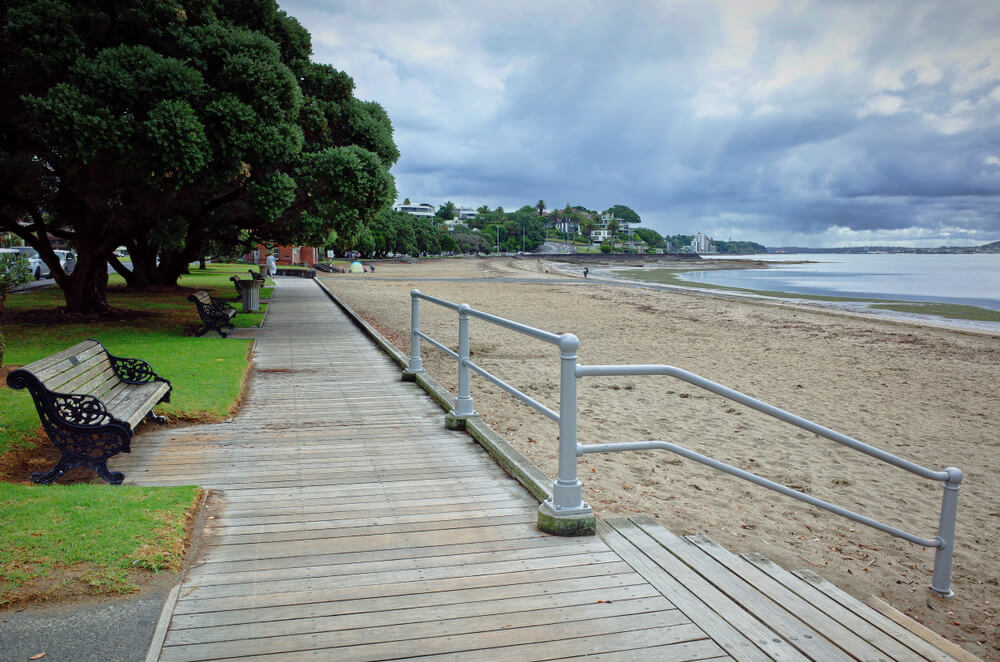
left=606, top=204, right=641, bottom=226
left=0, top=0, right=397, bottom=313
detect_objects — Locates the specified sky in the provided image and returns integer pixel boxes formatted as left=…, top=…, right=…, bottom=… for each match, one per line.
left=278, top=0, right=1000, bottom=248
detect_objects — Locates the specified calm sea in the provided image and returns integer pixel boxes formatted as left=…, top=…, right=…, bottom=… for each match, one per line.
left=683, top=253, right=1000, bottom=312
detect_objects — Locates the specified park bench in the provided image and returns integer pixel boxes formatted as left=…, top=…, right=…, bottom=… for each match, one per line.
left=188, top=290, right=237, bottom=337
left=229, top=274, right=246, bottom=301
left=6, top=339, right=172, bottom=484
left=249, top=268, right=265, bottom=282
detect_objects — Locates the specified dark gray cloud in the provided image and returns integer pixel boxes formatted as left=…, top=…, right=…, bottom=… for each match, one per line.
left=280, top=0, right=1000, bottom=246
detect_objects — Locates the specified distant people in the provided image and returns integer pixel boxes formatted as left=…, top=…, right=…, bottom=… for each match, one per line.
left=265, top=254, right=276, bottom=277
left=583, top=267, right=589, bottom=278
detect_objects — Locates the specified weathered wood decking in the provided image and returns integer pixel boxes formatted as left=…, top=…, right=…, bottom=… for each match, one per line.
left=115, top=277, right=964, bottom=661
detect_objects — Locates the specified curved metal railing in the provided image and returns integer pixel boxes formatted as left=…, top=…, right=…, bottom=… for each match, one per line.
left=405, top=289, right=963, bottom=597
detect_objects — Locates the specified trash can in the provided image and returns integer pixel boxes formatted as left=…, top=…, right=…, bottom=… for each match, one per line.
left=241, top=278, right=263, bottom=312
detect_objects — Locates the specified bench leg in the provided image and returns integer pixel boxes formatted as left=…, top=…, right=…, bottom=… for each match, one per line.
left=146, top=410, right=167, bottom=425
left=30, top=454, right=125, bottom=485
left=31, top=454, right=76, bottom=485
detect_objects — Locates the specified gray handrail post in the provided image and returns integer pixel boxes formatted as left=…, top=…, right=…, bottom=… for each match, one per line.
left=451, top=304, right=476, bottom=419
left=537, top=333, right=595, bottom=535
left=930, top=467, right=963, bottom=597
left=403, top=289, right=423, bottom=380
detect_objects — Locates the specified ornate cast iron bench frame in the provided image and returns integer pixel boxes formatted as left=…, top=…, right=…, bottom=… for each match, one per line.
left=230, top=274, right=247, bottom=301
left=6, top=339, right=172, bottom=484
left=188, top=289, right=237, bottom=337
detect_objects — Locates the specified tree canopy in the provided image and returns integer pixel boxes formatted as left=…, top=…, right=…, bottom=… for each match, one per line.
left=0, top=0, right=398, bottom=313
left=605, top=204, right=641, bottom=225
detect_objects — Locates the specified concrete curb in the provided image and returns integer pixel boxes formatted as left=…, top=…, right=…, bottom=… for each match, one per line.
left=144, top=582, right=181, bottom=662
left=313, top=278, right=553, bottom=505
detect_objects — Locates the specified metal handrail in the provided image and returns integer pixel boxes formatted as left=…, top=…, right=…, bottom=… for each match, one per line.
left=405, top=289, right=963, bottom=597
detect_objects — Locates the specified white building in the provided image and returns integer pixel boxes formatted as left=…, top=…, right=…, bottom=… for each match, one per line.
left=690, top=232, right=715, bottom=254
left=394, top=203, right=435, bottom=218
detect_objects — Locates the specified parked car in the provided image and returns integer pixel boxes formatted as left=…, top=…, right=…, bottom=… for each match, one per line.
left=53, top=249, right=76, bottom=275
left=9, top=246, right=51, bottom=280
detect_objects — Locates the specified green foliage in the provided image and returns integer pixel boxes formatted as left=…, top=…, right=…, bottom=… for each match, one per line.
left=1, top=1, right=399, bottom=311
left=435, top=201, right=457, bottom=220
left=713, top=240, right=768, bottom=254
left=606, top=204, right=641, bottom=225
left=0, top=254, right=32, bottom=309
left=600, top=242, right=613, bottom=254
left=633, top=227, right=665, bottom=249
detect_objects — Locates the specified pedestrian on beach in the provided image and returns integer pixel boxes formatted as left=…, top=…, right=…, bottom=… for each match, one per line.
left=583, top=267, right=589, bottom=278
left=266, top=253, right=276, bottom=277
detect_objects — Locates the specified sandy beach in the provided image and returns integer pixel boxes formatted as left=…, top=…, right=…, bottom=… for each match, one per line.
left=319, top=256, right=999, bottom=660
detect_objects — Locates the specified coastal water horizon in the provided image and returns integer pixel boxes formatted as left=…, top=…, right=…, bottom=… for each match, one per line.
left=686, top=252, right=1000, bottom=313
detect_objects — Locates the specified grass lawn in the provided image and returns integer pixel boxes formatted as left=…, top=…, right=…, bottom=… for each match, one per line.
left=0, top=262, right=259, bottom=603
left=0, top=484, right=202, bottom=605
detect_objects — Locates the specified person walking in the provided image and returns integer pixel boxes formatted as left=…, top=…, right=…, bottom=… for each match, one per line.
left=583, top=267, right=589, bottom=278
left=265, top=253, right=277, bottom=277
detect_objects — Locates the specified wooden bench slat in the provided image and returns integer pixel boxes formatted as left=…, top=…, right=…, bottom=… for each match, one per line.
left=30, top=344, right=106, bottom=384
left=18, top=340, right=102, bottom=374
left=73, top=366, right=121, bottom=399
left=55, top=358, right=115, bottom=395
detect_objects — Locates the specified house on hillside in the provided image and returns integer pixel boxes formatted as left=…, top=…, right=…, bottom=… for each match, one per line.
left=393, top=203, right=435, bottom=218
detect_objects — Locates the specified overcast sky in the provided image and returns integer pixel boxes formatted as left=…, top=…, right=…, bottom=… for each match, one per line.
left=278, top=0, right=1000, bottom=247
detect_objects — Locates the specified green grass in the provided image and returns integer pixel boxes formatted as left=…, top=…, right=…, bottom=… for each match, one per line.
left=1, top=263, right=261, bottom=455
left=870, top=302, right=1000, bottom=322
left=0, top=483, right=201, bottom=604
left=0, top=263, right=258, bottom=603
left=615, top=267, right=1000, bottom=322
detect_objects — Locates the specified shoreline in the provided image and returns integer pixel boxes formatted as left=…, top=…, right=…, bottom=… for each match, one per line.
left=320, top=256, right=1000, bottom=660
left=540, top=257, right=1000, bottom=336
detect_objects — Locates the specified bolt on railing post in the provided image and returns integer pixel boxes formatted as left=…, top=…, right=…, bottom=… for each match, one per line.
left=452, top=304, right=476, bottom=418
left=538, top=333, right=594, bottom=535
left=930, top=467, right=963, bottom=598
left=404, top=289, right=424, bottom=378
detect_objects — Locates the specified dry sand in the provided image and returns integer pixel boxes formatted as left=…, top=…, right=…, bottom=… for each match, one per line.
left=319, top=256, right=999, bottom=660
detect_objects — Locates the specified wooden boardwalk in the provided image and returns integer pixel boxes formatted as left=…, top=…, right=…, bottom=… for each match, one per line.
left=116, top=277, right=965, bottom=661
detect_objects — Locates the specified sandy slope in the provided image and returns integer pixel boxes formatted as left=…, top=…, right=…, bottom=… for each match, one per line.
left=319, top=256, right=999, bottom=660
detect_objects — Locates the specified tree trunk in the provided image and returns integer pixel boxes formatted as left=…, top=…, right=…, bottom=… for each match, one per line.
left=61, top=251, right=111, bottom=314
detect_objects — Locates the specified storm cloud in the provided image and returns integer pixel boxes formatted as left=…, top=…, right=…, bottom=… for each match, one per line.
left=279, top=0, right=1000, bottom=247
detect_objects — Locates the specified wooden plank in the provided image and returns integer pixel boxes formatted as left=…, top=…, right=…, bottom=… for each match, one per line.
left=552, top=638, right=730, bottom=662
left=601, top=520, right=789, bottom=662
left=862, top=595, right=978, bottom=662
left=170, top=562, right=637, bottom=615
left=181, top=551, right=623, bottom=602
left=794, top=570, right=966, bottom=662
left=168, top=572, right=652, bottom=631
left=687, top=534, right=894, bottom=661
left=25, top=340, right=103, bottom=379
left=745, top=553, right=951, bottom=662
left=165, top=586, right=664, bottom=647
left=630, top=516, right=846, bottom=661
left=185, top=533, right=598, bottom=581
left=158, top=609, right=690, bottom=662
left=186, top=541, right=617, bottom=590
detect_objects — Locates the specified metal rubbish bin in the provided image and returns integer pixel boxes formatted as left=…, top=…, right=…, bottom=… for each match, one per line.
left=241, top=278, right=263, bottom=312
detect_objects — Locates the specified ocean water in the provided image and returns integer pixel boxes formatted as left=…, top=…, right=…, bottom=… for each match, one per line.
left=683, top=253, right=1000, bottom=312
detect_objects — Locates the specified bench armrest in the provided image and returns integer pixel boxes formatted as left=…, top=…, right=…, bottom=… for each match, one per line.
left=107, top=352, right=173, bottom=402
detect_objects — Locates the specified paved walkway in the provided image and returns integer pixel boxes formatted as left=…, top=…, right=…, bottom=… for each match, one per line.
left=114, top=277, right=961, bottom=662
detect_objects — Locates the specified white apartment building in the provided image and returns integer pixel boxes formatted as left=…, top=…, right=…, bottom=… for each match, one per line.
left=394, top=203, right=435, bottom=217
left=690, top=232, right=715, bottom=254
